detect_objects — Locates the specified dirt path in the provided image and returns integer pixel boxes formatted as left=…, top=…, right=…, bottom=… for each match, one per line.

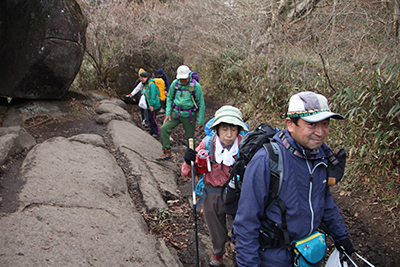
left=1, top=95, right=399, bottom=266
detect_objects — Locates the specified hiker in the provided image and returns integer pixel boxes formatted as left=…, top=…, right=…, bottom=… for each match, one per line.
left=233, top=91, right=355, bottom=266
left=156, top=65, right=205, bottom=160
left=137, top=71, right=161, bottom=137
left=181, top=105, right=248, bottom=267
left=157, top=68, right=170, bottom=93
left=205, top=117, right=249, bottom=137
left=126, top=68, right=149, bottom=128
left=157, top=68, right=170, bottom=112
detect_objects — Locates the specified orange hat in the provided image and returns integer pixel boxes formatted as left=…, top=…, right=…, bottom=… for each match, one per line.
left=138, top=68, right=145, bottom=76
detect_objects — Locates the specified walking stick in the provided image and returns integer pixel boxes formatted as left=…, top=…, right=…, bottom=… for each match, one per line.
left=341, top=249, right=359, bottom=267
left=188, top=138, right=200, bottom=267
left=354, top=252, right=375, bottom=267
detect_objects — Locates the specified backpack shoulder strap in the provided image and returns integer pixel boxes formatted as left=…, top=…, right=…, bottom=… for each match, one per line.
left=147, top=80, right=157, bottom=91
left=205, top=132, right=217, bottom=163
left=263, top=140, right=290, bottom=246
left=189, top=80, right=198, bottom=108
left=173, top=79, right=197, bottom=101
left=264, top=140, right=283, bottom=210
left=147, top=81, right=161, bottom=100
left=173, top=79, right=179, bottom=99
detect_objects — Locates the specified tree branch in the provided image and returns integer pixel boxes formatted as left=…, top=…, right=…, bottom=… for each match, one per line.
left=319, top=53, right=336, bottom=93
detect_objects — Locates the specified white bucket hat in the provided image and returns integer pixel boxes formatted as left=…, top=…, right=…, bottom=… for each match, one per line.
left=176, top=65, right=191, bottom=79
left=281, top=91, right=344, bottom=122
left=210, top=105, right=249, bottom=131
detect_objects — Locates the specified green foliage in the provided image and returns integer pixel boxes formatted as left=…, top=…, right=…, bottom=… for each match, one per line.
left=71, top=57, right=97, bottom=91
left=199, top=50, right=400, bottom=223
left=148, top=47, right=184, bottom=80
left=201, top=46, right=249, bottom=95
left=333, top=59, right=400, bottom=185
left=151, top=208, right=171, bottom=228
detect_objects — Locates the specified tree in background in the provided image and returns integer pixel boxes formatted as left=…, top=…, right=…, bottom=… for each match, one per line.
left=75, top=0, right=185, bottom=91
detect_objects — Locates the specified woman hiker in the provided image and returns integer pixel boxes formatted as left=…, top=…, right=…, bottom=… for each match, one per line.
left=138, top=71, right=161, bottom=137
left=181, top=105, right=248, bottom=267
left=126, top=68, right=150, bottom=128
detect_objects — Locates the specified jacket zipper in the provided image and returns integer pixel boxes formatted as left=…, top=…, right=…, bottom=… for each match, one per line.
left=306, top=159, right=327, bottom=236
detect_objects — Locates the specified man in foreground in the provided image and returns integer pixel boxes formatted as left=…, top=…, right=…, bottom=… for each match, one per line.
left=233, top=91, right=355, bottom=266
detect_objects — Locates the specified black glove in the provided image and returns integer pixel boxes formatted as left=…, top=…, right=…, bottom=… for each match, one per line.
left=335, top=238, right=355, bottom=257
left=184, top=148, right=197, bottom=165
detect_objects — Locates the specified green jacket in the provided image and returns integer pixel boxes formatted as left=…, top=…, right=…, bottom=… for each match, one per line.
left=166, top=75, right=205, bottom=125
left=143, top=78, right=161, bottom=111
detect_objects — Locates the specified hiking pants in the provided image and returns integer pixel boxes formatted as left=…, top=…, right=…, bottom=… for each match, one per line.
left=203, top=183, right=231, bottom=256
left=147, top=109, right=160, bottom=136
left=138, top=91, right=149, bottom=124
left=160, top=110, right=197, bottom=149
left=141, top=108, right=149, bottom=124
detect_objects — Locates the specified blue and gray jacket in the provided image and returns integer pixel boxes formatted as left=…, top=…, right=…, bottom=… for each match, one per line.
left=233, top=129, right=349, bottom=267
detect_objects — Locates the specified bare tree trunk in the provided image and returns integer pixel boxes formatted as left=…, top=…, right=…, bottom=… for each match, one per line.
left=278, top=0, right=322, bottom=22
left=251, top=0, right=323, bottom=88
left=394, top=0, right=400, bottom=43
left=250, top=2, right=281, bottom=87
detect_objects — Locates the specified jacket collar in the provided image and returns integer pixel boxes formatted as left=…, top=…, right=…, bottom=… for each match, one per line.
left=275, top=129, right=330, bottom=160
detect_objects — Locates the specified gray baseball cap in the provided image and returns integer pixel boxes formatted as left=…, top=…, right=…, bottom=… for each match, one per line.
left=281, top=91, right=344, bottom=122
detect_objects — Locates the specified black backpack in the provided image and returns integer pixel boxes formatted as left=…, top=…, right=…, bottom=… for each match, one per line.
left=222, top=123, right=280, bottom=217
left=221, top=122, right=291, bottom=248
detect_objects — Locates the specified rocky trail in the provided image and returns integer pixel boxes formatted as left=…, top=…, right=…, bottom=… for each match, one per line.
left=0, top=92, right=399, bottom=266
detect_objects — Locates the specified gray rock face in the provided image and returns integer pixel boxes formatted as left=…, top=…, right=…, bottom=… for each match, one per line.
left=0, top=135, right=183, bottom=266
left=0, top=96, right=184, bottom=266
left=0, top=126, right=36, bottom=165
left=95, top=100, right=133, bottom=124
left=116, top=63, right=139, bottom=97
left=0, top=0, right=87, bottom=99
left=107, top=120, right=180, bottom=210
left=2, top=100, right=71, bottom=127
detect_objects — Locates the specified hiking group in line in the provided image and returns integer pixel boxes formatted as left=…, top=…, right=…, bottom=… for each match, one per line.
left=128, top=66, right=356, bottom=267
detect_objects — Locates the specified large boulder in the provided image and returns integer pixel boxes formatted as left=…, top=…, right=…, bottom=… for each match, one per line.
left=0, top=0, right=87, bottom=100
left=115, top=63, right=138, bottom=97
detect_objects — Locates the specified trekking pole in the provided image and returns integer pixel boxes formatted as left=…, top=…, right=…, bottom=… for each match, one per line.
left=189, top=138, right=200, bottom=267
left=341, top=248, right=359, bottom=267
left=354, top=252, right=375, bottom=267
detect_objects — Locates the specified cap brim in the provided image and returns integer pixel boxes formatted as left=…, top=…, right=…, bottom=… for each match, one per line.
left=301, top=112, right=344, bottom=122
left=210, top=117, right=249, bottom=131
left=176, top=74, right=189, bottom=79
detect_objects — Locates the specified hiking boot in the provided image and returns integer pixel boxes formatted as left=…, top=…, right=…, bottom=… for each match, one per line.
left=209, top=254, right=223, bottom=266
left=156, top=149, right=171, bottom=161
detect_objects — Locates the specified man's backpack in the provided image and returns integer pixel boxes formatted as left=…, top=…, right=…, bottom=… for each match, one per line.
left=222, top=123, right=282, bottom=218
left=151, top=78, right=166, bottom=102
left=191, top=71, right=200, bottom=83
left=222, top=122, right=291, bottom=247
left=171, top=74, right=199, bottom=123
left=173, top=76, right=197, bottom=101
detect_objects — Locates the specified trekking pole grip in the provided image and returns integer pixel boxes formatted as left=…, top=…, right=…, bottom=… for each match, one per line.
left=189, top=138, right=194, bottom=149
